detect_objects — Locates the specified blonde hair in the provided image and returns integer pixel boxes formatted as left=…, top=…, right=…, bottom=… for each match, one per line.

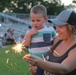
left=30, top=5, right=47, bottom=18
left=68, top=25, right=76, bottom=34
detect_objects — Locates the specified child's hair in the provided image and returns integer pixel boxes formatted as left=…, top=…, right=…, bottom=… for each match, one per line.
left=30, top=5, right=47, bottom=18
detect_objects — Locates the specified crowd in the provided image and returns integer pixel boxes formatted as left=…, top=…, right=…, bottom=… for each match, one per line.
left=0, top=28, right=26, bottom=48
left=3, top=28, right=15, bottom=44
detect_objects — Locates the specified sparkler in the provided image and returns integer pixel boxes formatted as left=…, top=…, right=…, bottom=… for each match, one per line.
left=5, top=40, right=26, bottom=69
left=42, top=54, right=46, bottom=61
left=42, top=54, right=47, bottom=75
left=12, top=43, right=25, bottom=53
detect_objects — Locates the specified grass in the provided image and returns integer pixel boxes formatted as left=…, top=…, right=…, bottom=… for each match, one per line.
left=0, top=45, right=31, bottom=75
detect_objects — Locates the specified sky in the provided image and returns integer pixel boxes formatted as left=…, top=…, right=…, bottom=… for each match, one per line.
left=45, top=0, right=73, bottom=6
left=61, top=0, right=72, bottom=6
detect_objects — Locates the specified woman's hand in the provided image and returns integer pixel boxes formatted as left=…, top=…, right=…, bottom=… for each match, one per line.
left=23, top=54, right=38, bottom=66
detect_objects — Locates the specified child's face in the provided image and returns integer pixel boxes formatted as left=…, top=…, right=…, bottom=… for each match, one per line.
left=30, top=12, right=48, bottom=30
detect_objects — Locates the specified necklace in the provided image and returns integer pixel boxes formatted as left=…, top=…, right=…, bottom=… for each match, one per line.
left=53, top=50, right=60, bottom=56
left=48, top=47, right=60, bottom=56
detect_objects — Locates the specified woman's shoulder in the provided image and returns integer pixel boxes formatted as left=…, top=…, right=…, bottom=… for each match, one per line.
left=52, top=36, right=60, bottom=46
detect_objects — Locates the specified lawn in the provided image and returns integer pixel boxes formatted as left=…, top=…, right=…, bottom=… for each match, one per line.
left=0, top=45, right=31, bottom=75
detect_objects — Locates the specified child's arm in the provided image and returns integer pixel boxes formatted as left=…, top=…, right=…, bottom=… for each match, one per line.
left=22, top=28, right=38, bottom=47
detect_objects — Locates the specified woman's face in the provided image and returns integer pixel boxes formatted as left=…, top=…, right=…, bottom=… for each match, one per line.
left=56, top=25, right=71, bottom=40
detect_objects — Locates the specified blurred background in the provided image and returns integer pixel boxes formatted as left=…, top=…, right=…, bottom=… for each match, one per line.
left=0, top=0, right=75, bottom=37
left=0, top=0, right=76, bottom=47
left=0, top=0, right=76, bottom=75
left=0, top=0, right=76, bottom=37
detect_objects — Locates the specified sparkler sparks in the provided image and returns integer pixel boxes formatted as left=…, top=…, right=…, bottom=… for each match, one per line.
left=12, top=43, right=25, bottom=53
left=6, top=58, right=9, bottom=64
left=5, top=50, right=10, bottom=54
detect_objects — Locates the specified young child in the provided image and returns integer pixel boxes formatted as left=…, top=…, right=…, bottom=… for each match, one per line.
left=23, top=5, right=56, bottom=75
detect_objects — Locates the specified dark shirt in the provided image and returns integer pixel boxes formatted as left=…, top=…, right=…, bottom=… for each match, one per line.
left=45, top=40, right=76, bottom=75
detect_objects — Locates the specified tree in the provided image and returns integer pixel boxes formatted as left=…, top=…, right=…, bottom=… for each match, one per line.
left=42, top=0, right=65, bottom=15
left=73, top=0, right=76, bottom=3
left=0, top=0, right=11, bottom=12
left=0, top=0, right=65, bottom=15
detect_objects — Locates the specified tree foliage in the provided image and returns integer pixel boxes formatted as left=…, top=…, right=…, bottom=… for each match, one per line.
left=73, top=0, right=76, bottom=3
left=0, top=0, right=65, bottom=15
left=0, top=0, right=11, bottom=12
left=42, top=0, right=65, bottom=15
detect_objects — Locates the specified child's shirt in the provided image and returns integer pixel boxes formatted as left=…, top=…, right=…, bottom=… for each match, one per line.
left=28, top=26, right=56, bottom=58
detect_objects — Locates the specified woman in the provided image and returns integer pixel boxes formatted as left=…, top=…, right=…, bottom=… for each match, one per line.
left=23, top=10, right=76, bottom=75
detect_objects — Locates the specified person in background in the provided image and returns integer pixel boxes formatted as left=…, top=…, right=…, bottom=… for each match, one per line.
left=23, top=10, right=76, bottom=75
left=4, top=28, right=15, bottom=44
left=22, top=5, right=56, bottom=75
left=20, top=35, right=24, bottom=43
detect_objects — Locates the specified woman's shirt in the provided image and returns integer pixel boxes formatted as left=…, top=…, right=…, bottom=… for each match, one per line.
left=45, top=40, right=76, bottom=75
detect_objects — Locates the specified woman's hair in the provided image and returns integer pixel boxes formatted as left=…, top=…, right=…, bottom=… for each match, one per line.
left=30, top=5, right=47, bottom=18
left=68, top=25, right=76, bottom=34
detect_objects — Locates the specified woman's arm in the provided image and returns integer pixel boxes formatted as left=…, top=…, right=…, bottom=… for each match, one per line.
left=23, top=48, right=76, bottom=74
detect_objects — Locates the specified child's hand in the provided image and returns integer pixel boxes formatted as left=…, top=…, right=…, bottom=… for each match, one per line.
left=28, top=28, right=38, bottom=36
left=29, top=65, right=37, bottom=75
